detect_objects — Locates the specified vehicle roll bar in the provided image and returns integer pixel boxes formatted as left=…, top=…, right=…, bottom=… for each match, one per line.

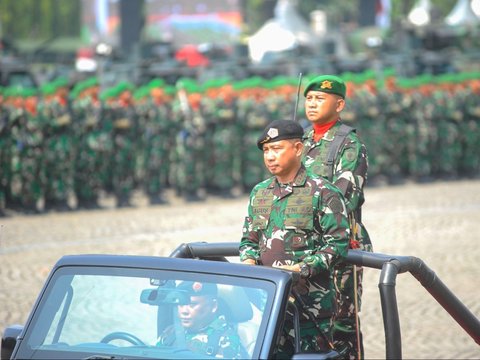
left=170, top=242, right=480, bottom=359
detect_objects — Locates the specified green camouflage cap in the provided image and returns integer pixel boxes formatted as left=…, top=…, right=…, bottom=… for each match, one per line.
left=257, top=120, right=304, bottom=150
left=303, top=74, right=346, bottom=98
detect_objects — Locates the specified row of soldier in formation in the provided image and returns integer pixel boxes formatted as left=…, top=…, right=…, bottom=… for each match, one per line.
left=0, top=70, right=479, bottom=214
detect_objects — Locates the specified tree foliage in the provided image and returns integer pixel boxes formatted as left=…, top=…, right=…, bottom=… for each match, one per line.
left=0, top=0, right=80, bottom=40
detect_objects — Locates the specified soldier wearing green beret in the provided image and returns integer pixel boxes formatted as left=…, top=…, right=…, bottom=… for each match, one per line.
left=110, top=82, right=138, bottom=207
left=6, top=88, right=45, bottom=213
left=302, top=75, right=373, bottom=359
left=41, top=79, right=75, bottom=211
left=171, top=80, right=207, bottom=202
left=157, top=281, right=245, bottom=358
left=139, top=81, right=174, bottom=205
left=240, top=120, right=349, bottom=356
left=71, top=77, right=104, bottom=209
left=0, top=87, right=7, bottom=216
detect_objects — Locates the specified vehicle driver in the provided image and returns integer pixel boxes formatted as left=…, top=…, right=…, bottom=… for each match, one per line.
left=156, top=281, right=246, bottom=358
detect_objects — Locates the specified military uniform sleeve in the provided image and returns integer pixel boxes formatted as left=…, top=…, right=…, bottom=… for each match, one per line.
left=239, top=188, right=261, bottom=263
left=333, top=133, right=368, bottom=214
left=302, top=185, right=350, bottom=275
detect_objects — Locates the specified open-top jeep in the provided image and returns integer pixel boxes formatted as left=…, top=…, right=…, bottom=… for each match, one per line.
left=2, top=242, right=479, bottom=359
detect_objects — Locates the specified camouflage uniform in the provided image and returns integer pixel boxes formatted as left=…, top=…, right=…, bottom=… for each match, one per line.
left=138, top=97, right=172, bottom=204
left=239, top=98, right=270, bottom=192
left=432, top=89, right=462, bottom=178
left=377, top=89, right=408, bottom=181
left=302, top=120, right=373, bottom=359
left=41, top=96, right=75, bottom=211
left=410, top=90, right=434, bottom=180
left=461, top=85, right=480, bottom=175
left=172, top=97, right=207, bottom=201
left=158, top=314, right=245, bottom=358
left=0, top=99, right=8, bottom=215
left=9, top=100, right=45, bottom=212
left=205, top=96, right=241, bottom=195
left=240, top=166, right=349, bottom=356
left=110, top=101, right=138, bottom=207
left=72, top=95, right=104, bottom=208
left=353, top=87, right=384, bottom=180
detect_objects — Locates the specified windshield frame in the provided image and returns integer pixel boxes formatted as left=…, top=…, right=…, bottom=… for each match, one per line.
left=14, top=259, right=280, bottom=360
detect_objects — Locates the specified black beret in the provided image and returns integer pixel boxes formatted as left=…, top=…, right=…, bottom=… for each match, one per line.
left=176, top=281, right=218, bottom=297
left=257, top=120, right=304, bottom=150
left=303, top=75, right=346, bottom=98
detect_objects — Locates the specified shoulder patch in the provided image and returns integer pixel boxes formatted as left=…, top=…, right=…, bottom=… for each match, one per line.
left=327, top=196, right=344, bottom=214
left=345, top=148, right=356, bottom=162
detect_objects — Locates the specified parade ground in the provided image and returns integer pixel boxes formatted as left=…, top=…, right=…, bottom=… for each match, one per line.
left=1, top=179, right=479, bottom=359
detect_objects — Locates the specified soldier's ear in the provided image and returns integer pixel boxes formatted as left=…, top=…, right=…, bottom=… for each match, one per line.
left=336, top=98, right=346, bottom=113
left=294, top=140, right=304, bottom=156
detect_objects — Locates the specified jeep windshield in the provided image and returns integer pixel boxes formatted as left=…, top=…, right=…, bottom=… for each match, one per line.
left=14, top=260, right=277, bottom=359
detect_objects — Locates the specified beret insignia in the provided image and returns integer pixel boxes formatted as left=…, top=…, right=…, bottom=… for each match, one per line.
left=321, top=80, right=333, bottom=89
left=257, top=120, right=304, bottom=150
left=345, top=148, right=356, bottom=162
left=267, top=128, right=279, bottom=138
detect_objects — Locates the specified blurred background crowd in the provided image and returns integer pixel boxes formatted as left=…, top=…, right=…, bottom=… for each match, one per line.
left=1, top=0, right=480, bottom=214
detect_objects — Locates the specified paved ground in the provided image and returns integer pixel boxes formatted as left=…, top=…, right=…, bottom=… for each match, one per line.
left=1, top=179, right=479, bottom=359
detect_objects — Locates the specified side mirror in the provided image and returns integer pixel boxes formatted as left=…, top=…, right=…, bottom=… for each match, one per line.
left=1, top=325, right=23, bottom=360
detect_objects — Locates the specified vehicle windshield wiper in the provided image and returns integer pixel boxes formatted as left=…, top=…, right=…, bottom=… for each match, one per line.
left=83, top=355, right=127, bottom=360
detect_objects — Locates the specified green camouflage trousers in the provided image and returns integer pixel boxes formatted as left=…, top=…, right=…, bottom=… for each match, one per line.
left=332, top=261, right=368, bottom=359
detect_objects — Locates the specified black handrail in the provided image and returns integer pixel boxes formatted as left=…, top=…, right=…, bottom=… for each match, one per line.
left=170, top=242, right=480, bottom=359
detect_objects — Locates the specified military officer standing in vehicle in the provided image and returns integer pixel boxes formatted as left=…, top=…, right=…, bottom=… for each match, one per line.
left=302, top=75, right=373, bottom=359
left=157, top=281, right=245, bottom=358
left=240, top=120, right=350, bottom=356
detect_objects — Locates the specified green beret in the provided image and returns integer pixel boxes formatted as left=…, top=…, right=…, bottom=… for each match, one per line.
left=303, top=74, right=346, bottom=98
left=176, top=281, right=217, bottom=297
left=164, top=85, right=176, bottom=96
left=41, top=83, right=57, bottom=96
left=148, top=78, right=165, bottom=89
left=257, top=120, right=304, bottom=150
left=133, top=86, right=150, bottom=100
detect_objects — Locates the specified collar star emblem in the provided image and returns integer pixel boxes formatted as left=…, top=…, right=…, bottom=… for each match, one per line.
left=320, top=80, right=333, bottom=89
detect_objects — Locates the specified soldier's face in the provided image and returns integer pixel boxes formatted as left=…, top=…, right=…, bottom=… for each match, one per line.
left=304, top=91, right=345, bottom=124
left=263, top=139, right=303, bottom=182
left=177, top=295, right=217, bottom=331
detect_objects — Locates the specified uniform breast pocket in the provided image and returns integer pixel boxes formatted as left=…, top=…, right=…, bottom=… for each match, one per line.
left=284, top=215, right=313, bottom=230
left=285, top=215, right=313, bottom=250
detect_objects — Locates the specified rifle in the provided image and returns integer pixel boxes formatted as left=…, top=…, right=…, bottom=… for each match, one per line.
left=293, top=72, right=303, bottom=122
left=291, top=288, right=336, bottom=351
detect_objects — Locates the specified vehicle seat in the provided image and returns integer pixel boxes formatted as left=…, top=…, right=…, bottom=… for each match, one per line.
left=217, top=285, right=259, bottom=355
left=236, top=303, right=262, bottom=355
